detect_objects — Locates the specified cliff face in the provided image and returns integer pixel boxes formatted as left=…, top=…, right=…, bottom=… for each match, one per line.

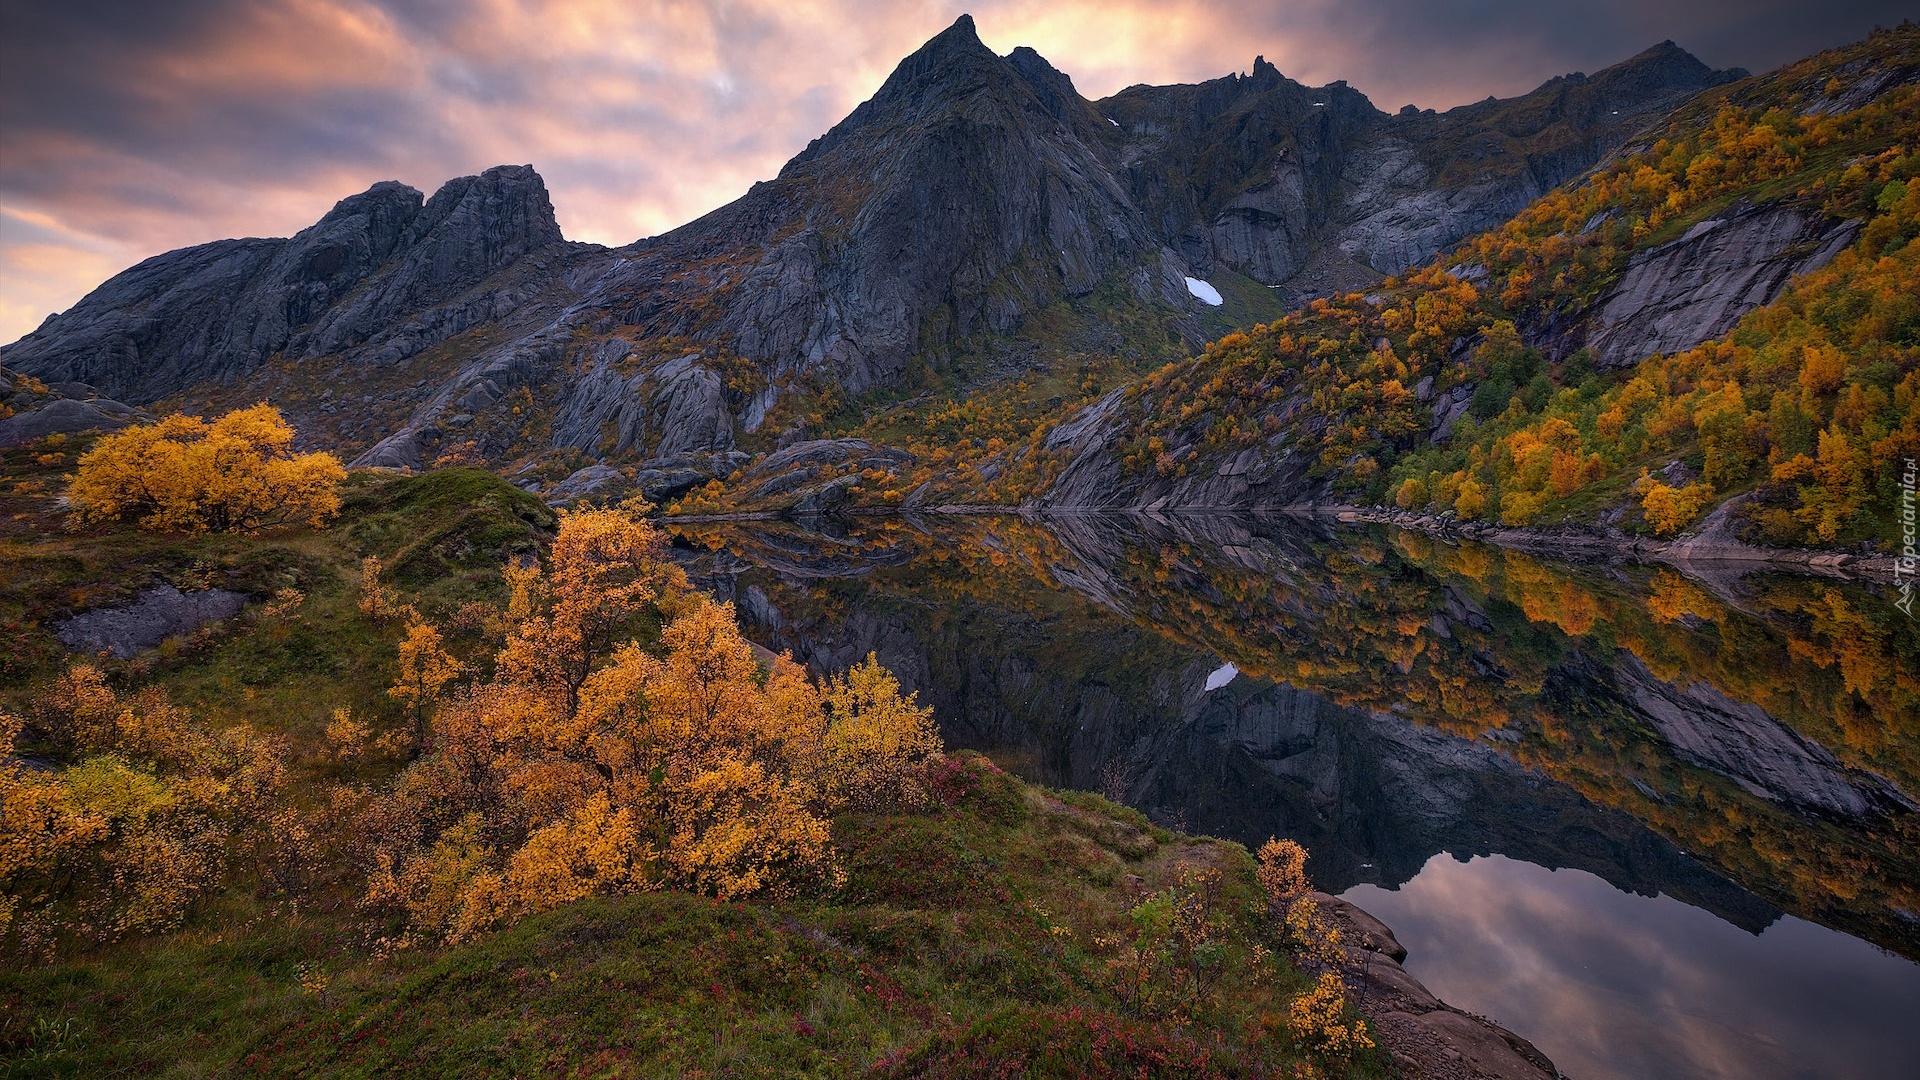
left=1578, top=201, right=1859, bottom=367
left=1, top=17, right=1738, bottom=478
left=2, top=167, right=568, bottom=402
left=1100, top=41, right=1739, bottom=290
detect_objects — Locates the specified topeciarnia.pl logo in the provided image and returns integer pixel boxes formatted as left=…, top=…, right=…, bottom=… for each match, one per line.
left=1899, top=457, right=1916, bottom=618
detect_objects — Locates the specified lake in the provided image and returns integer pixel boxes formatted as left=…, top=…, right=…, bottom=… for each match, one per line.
left=670, top=511, right=1920, bottom=1079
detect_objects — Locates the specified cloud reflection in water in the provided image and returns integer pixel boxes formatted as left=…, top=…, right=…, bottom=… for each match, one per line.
left=1344, top=853, right=1920, bottom=1080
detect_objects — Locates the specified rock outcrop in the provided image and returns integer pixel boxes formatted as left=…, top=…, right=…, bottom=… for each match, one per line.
left=0, top=368, right=148, bottom=446
left=54, top=585, right=250, bottom=659
left=1314, top=893, right=1561, bottom=1080
left=1581, top=201, right=1859, bottom=366
left=551, top=342, right=737, bottom=460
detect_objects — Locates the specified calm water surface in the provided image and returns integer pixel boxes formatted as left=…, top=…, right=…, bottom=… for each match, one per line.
left=1348, top=855, right=1920, bottom=1080
left=673, top=512, right=1920, bottom=1079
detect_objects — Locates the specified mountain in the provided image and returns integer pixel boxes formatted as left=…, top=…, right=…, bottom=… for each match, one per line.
left=1, top=15, right=1741, bottom=494
left=1022, top=24, right=1918, bottom=553
left=1, top=166, right=568, bottom=402
left=1100, top=40, right=1736, bottom=294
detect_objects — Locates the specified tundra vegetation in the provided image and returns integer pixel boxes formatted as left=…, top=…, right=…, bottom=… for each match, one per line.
left=0, top=437, right=1383, bottom=1077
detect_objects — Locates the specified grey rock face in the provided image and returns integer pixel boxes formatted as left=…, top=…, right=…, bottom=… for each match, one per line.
left=3, top=166, right=566, bottom=403
left=753, top=438, right=872, bottom=475
left=1036, top=388, right=1321, bottom=511
left=1583, top=202, right=1858, bottom=367
left=549, top=464, right=626, bottom=502
left=650, top=356, right=734, bottom=456
left=1331, top=138, right=1553, bottom=277
left=550, top=342, right=737, bottom=460
left=54, top=585, right=249, bottom=659
left=663, top=15, right=1190, bottom=398
left=0, top=396, right=141, bottom=447
left=1100, top=41, right=1739, bottom=286
left=1615, top=652, right=1914, bottom=818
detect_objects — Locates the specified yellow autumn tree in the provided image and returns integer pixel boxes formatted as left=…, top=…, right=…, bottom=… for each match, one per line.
left=495, top=505, right=684, bottom=712
left=68, top=404, right=345, bottom=533
left=356, top=506, right=941, bottom=942
left=390, top=616, right=462, bottom=750
left=819, top=655, right=942, bottom=812
left=1639, top=479, right=1716, bottom=536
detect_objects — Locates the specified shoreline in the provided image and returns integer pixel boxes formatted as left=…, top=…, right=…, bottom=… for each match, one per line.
left=1315, top=891, right=1563, bottom=1080
left=1318, top=504, right=1900, bottom=583
left=659, top=502, right=1901, bottom=584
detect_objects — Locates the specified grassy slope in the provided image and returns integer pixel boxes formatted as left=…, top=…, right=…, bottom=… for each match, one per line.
left=1, top=444, right=554, bottom=740
left=0, top=455, right=1374, bottom=1079
left=5, top=765, right=1357, bottom=1078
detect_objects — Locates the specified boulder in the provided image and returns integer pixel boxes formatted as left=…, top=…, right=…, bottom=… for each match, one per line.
left=548, top=464, right=626, bottom=502
left=54, top=585, right=249, bottom=659
left=0, top=397, right=139, bottom=447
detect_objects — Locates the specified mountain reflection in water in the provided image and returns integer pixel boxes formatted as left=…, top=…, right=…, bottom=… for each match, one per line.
left=670, top=511, right=1919, bottom=1075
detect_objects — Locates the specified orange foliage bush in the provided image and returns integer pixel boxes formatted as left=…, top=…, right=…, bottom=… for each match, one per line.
left=1, top=667, right=286, bottom=954
left=69, top=405, right=345, bottom=533
left=356, top=506, right=943, bottom=942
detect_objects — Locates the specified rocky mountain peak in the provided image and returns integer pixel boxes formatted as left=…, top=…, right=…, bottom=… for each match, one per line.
left=405, top=165, right=563, bottom=267
left=301, top=180, right=425, bottom=276
left=1004, top=45, right=1096, bottom=128
left=1592, top=40, right=1745, bottom=100
left=780, top=15, right=1046, bottom=176
left=888, top=12, right=992, bottom=81
left=1249, top=55, right=1284, bottom=91
left=0, top=164, right=569, bottom=402
left=316, top=180, right=422, bottom=229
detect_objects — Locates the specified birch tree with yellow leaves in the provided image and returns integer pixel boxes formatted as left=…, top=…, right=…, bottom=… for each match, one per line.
left=355, top=505, right=944, bottom=943
left=68, top=405, right=344, bottom=534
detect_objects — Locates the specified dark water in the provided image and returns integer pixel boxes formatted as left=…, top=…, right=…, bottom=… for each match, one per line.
left=671, top=512, right=1920, bottom=1080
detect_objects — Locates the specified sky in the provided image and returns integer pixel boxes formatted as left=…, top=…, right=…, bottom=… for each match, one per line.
left=1, top=0, right=1913, bottom=346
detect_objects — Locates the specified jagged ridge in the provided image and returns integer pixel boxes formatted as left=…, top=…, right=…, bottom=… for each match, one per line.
left=2, top=15, right=1741, bottom=493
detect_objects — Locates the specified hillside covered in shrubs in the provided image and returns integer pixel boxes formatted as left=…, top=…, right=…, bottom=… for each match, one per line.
left=1, top=434, right=1398, bottom=1077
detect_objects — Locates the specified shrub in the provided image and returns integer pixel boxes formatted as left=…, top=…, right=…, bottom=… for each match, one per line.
left=1640, top=479, right=1716, bottom=535
left=1286, top=971, right=1375, bottom=1062
left=1255, top=838, right=1310, bottom=912
left=2, top=669, right=287, bottom=955
left=69, top=405, right=345, bottom=533
left=819, top=655, right=943, bottom=812
left=356, top=506, right=942, bottom=942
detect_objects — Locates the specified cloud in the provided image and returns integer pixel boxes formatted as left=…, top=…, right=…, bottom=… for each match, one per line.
left=2, top=0, right=1913, bottom=344
left=1345, top=854, right=1920, bottom=1080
